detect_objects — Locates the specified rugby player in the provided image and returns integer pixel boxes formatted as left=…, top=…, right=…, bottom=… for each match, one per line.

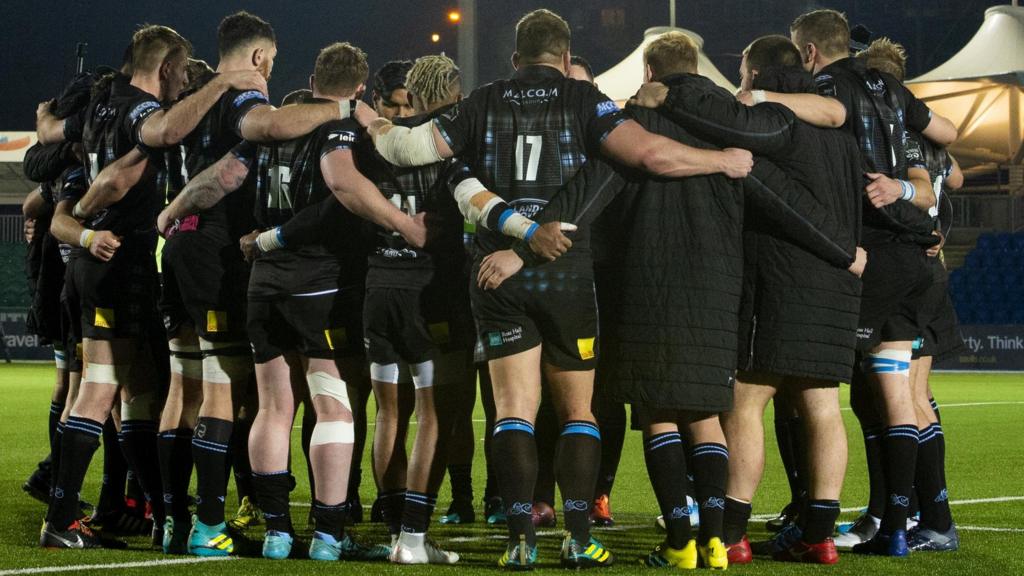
left=366, top=9, right=753, bottom=568
left=632, top=34, right=866, bottom=564
left=39, top=24, right=254, bottom=549
left=790, top=8, right=956, bottom=557
left=160, top=41, right=422, bottom=561
left=152, top=11, right=371, bottom=555
left=853, top=38, right=963, bottom=552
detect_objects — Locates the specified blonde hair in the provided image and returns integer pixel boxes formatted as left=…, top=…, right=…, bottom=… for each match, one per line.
left=857, top=37, right=907, bottom=80
left=406, top=54, right=461, bottom=108
left=643, top=31, right=699, bottom=80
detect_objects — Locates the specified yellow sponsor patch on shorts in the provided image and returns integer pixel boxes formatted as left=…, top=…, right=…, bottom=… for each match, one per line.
left=577, top=337, right=596, bottom=360
left=429, top=322, right=451, bottom=346
left=206, top=310, right=228, bottom=333
left=94, top=308, right=115, bottom=329
left=325, top=327, right=347, bottom=351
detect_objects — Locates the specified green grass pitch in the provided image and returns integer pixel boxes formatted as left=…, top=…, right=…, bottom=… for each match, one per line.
left=0, top=364, right=1021, bottom=574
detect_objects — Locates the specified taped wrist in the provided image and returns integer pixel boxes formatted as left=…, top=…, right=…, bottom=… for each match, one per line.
left=899, top=179, right=916, bottom=202
left=72, top=202, right=88, bottom=219
left=79, top=229, right=95, bottom=248
left=751, top=90, right=767, bottom=104
left=376, top=122, right=443, bottom=167
left=497, top=208, right=539, bottom=241
left=338, top=99, right=358, bottom=120
left=256, top=227, right=285, bottom=253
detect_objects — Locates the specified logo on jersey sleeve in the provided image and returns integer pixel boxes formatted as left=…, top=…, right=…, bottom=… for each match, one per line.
left=326, top=130, right=359, bottom=152
left=596, top=100, right=620, bottom=118
left=128, top=100, right=161, bottom=123
left=233, top=90, right=268, bottom=108
left=814, top=74, right=837, bottom=97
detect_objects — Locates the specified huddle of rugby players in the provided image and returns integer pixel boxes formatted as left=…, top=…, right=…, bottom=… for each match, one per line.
left=20, top=6, right=962, bottom=569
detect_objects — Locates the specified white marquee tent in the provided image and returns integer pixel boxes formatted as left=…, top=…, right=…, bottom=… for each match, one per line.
left=907, top=5, right=1024, bottom=171
left=594, top=26, right=738, bottom=103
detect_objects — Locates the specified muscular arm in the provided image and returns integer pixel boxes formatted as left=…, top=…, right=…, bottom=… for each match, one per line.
left=161, top=151, right=251, bottom=223
left=321, top=149, right=418, bottom=238
left=370, top=120, right=454, bottom=167
left=907, top=167, right=936, bottom=211
left=600, top=119, right=748, bottom=178
left=22, top=187, right=47, bottom=219
left=49, top=200, right=86, bottom=247
left=758, top=92, right=846, bottom=128
left=946, top=155, right=964, bottom=190
left=36, top=103, right=66, bottom=145
left=921, top=113, right=958, bottom=147
left=77, top=148, right=150, bottom=216
left=138, top=77, right=232, bottom=148
left=239, top=102, right=339, bottom=142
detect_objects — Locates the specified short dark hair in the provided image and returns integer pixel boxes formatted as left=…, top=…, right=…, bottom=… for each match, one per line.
left=313, top=42, right=369, bottom=96
left=515, top=9, right=570, bottom=62
left=373, top=60, right=413, bottom=101
left=569, top=55, right=594, bottom=81
left=643, top=31, right=698, bottom=80
left=745, top=35, right=803, bottom=71
left=218, top=11, right=275, bottom=58
left=131, top=25, right=192, bottom=74
left=791, top=9, right=850, bottom=60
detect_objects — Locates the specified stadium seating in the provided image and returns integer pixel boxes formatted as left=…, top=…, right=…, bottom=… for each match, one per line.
left=949, top=231, right=1024, bottom=324
left=0, top=242, right=31, bottom=308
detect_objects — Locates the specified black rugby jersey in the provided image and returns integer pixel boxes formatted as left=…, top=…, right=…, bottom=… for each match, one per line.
left=81, top=74, right=163, bottom=238
left=241, top=109, right=374, bottom=299
left=177, top=72, right=269, bottom=240
left=433, top=65, right=626, bottom=257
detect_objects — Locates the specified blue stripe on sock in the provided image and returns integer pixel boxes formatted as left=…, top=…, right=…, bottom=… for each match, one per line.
left=494, top=418, right=535, bottom=436
left=65, top=417, right=103, bottom=437
left=562, top=421, right=601, bottom=440
left=252, top=470, right=290, bottom=478
left=646, top=432, right=682, bottom=452
left=692, top=443, right=730, bottom=458
left=192, top=438, right=229, bottom=453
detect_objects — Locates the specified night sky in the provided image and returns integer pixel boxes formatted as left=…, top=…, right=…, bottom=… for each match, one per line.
left=0, top=0, right=1005, bottom=130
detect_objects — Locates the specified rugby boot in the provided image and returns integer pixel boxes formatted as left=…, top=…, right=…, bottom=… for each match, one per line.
left=698, top=537, right=729, bottom=569
left=339, top=531, right=391, bottom=561
left=851, top=528, right=910, bottom=557
left=774, top=537, right=839, bottom=564
left=439, top=498, right=475, bottom=524
left=765, top=501, right=799, bottom=533
left=188, top=519, right=233, bottom=556
left=309, top=531, right=342, bottom=561
left=227, top=495, right=261, bottom=531
left=262, top=530, right=293, bottom=560
left=498, top=534, right=538, bottom=571
left=390, top=531, right=460, bottom=564
left=907, top=524, right=959, bottom=551
left=485, top=496, right=508, bottom=525
left=591, top=494, right=614, bottom=527
left=643, top=539, right=697, bottom=569
left=561, top=533, right=614, bottom=568
left=726, top=535, right=753, bottom=565
left=40, top=519, right=106, bottom=549
left=162, top=517, right=189, bottom=554
left=834, top=513, right=879, bottom=548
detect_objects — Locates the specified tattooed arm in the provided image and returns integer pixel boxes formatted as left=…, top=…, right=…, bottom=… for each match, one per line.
left=156, top=148, right=252, bottom=235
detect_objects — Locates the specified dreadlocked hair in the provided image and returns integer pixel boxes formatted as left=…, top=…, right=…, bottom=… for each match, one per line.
left=406, top=54, right=461, bottom=109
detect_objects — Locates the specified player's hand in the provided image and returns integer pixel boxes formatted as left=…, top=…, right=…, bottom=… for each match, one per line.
left=218, top=70, right=268, bottom=96
left=628, top=82, right=669, bottom=109
left=156, top=208, right=174, bottom=238
left=89, top=230, right=121, bottom=262
left=23, top=218, right=36, bottom=243
left=529, top=222, right=575, bottom=261
left=239, top=229, right=261, bottom=262
left=36, top=100, right=54, bottom=124
left=353, top=101, right=379, bottom=128
left=478, top=249, right=523, bottom=290
left=865, top=173, right=901, bottom=208
left=735, top=90, right=755, bottom=106
left=848, top=246, right=867, bottom=277
left=719, top=148, right=754, bottom=179
left=399, top=212, right=428, bottom=249
left=926, top=230, right=945, bottom=258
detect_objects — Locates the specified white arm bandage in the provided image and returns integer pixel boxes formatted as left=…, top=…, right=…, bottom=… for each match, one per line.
left=453, top=178, right=501, bottom=227
left=376, top=122, right=444, bottom=167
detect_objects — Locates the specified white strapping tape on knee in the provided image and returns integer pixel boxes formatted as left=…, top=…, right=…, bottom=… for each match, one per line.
left=199, top=339, right=253, bottom=384
left=310, top=420, right=355, bottom=446
left=865, top=348, right=912, bottom=376
left=86, top=363, right=129, bottom=386
left=409, top=360, right=435, bottom=390
left=121, top=391, right=158, bottom=421
left=169, top=341, right=203, bottom=380
left=307, top=371, right=351, bottom=411
left=370, top=362, right=401, bottom=384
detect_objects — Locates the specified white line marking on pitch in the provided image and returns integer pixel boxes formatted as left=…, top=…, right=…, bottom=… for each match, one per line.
left=749, top=496, right=1024, bottom=521
left=959, top=525, right=1024, bottom=533
left=841, top=401, right=1024, bottom=412
left=0, top=556, right=233, bottom=576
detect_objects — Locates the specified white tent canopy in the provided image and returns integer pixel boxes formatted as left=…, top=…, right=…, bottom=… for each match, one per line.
left=594, top=26, right=738, bottom=103
left=907, top=6, right=1024, bottom=168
